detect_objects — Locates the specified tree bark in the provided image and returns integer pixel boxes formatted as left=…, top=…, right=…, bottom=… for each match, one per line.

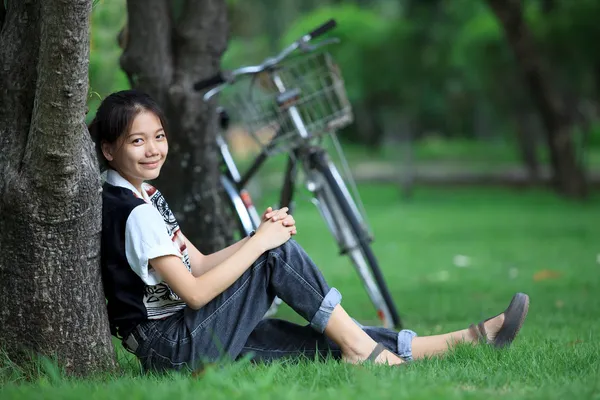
left=0, top=1, right=6, bottom=31
left=0, top=0, right=115, bottom=375
left=486, top=0, right=587, bottom=198
left=121, top=0, right=233, bottom=253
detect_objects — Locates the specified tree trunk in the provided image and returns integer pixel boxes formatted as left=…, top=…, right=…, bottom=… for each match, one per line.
left=514, top=111, right=541, bottom=183
left=486, top=0, right=587, bottom=198
left=0, top=0, right=115, bottom=375
left=0, top=2, right=5, bottom=30
left=120, top=0, right=233, bottom=253
left=540, top=0, right=555, bottom=14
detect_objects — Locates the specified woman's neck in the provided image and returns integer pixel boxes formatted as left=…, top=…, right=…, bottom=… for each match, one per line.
left=111, top=167, right=144, bottom=195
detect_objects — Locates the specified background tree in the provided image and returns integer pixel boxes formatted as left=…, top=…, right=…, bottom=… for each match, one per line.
left=120, top=0, right=233, bottom=253
left=486, top=0, right=587, bottom=197
left=87, top=0, right=600, bottom=198
left=0, top=0, right=115, bottom=374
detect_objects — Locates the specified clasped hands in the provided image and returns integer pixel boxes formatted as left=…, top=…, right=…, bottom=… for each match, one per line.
left=252, top=206, right=297, bottom=251
left=261, top=206, right=297, bottom=235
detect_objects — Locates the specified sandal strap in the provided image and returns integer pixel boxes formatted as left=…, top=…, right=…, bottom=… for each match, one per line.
left=367, top=343, right=387, bottom=362
left=469, top=323, right=489, bottom=344
left=477, top=321, right=489, bottom=343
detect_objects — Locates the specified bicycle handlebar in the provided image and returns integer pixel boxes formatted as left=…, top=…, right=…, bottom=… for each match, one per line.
left=193, top=73, right=228, bottom=92
left=306, top=19, right=336, bottom=41
left=194, top=19, right=337, bottom=98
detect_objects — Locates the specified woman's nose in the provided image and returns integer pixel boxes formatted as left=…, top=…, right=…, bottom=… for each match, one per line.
left=145, top=140, right=159, bottom=156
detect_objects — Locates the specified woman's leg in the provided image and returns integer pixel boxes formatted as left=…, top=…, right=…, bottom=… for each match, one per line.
left=238, top=319, right=417, bottom=363
left=411, top=314, right=506, bottom=359
left=265, top=239, right=404, bottom=365
left=239, top=313, right=509, bottom=364
left=323, top=305, right=404, bottom=364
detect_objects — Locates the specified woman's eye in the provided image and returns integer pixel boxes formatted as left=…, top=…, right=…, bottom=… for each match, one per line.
left=132, top=138, right=143, bottom=145
left=156, top=133, right=166, bottom=140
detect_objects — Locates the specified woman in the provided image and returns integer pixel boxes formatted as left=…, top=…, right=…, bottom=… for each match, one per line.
left=90, top=89, right=529, bottom=372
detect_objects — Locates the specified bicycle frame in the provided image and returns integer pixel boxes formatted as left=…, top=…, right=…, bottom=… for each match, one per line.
left=204, top=19, right=400, bottom=328
left=218, top=128, right=299, bottom=215
left=218, top=65, right=318, bottom=217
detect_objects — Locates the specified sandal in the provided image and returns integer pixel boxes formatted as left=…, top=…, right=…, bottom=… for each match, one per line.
left=367, top=343, right=388, bottom=362
left=469, top=292, right=530, bottom=348
left=366, top=343, right=406, bottom=366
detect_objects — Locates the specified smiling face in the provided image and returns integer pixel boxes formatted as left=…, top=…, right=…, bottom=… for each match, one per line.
left=101, top=110, right=168, bottom=192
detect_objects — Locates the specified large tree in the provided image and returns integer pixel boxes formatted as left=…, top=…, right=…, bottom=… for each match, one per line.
left=0, top=0, right=115, bottom=374
left=486, top=0, right=587, bottom=198
left=120, top=0, right=233, bottom=253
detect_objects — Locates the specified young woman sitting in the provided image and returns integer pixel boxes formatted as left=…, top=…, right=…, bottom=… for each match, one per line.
left=90, top=89, right=529, bottom=372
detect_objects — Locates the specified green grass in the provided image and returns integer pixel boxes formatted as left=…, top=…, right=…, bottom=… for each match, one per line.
left=2, top=186, right=600, bottom=399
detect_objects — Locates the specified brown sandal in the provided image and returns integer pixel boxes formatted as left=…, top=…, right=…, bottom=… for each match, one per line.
left=469, top=292, right=530, bottom=348
left=367, top=343, right=388, bottom=362
left=366, top=343, right=407, bottom=367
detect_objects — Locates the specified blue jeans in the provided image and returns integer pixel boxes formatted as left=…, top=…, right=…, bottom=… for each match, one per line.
left=129, top=239, right=417, bottom=372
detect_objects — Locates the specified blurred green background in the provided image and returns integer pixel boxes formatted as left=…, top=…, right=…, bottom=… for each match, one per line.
left=89, top=0, right=600, bottom=186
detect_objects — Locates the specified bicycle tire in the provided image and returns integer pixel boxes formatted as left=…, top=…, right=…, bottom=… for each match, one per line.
left=309, top=151, right=402, bottom=328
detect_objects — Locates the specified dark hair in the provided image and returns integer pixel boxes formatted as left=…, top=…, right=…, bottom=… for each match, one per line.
left=88, top=89, right=168, bottom=170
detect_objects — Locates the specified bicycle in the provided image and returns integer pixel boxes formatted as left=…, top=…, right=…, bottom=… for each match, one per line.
left=194, top=19, right=402, bottom=329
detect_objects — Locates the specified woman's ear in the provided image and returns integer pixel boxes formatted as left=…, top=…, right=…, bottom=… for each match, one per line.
left=101, top=142, right=114, bottom=161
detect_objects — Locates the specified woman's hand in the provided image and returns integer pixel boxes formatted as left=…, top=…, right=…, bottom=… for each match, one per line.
left=261, top=206, right=286, bottom=224
left=254, top=208, right=297, bottom=251
left=261, top=207, right=297, bottom=233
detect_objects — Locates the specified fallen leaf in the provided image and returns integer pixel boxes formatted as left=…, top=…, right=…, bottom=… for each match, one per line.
left=533, top=269, right=562, bottom=281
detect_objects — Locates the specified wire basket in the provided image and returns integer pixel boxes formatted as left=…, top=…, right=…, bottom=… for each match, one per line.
left=219, top=51, right=353, bottom=156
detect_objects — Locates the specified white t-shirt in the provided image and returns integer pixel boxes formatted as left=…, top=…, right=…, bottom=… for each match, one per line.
left=105, top=169, right=190, bottom=319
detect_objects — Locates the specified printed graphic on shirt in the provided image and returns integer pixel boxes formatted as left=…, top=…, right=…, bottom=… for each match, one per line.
left=135, top=183, right=192, bottom=319
left=146, top=184, right=191, bottom=275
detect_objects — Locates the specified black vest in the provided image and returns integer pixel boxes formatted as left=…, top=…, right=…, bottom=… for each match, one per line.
left=100, top=183, right=148, bottom=339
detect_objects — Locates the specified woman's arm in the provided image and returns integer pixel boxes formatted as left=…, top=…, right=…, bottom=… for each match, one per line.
left=184, top=207, right=295, bottom=277
left=149, top=217, right=294, bottom=309
left=184, top=234, right=250, bottom=277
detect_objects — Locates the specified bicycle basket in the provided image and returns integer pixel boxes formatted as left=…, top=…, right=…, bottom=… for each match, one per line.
left=219, top=51, right=353, bottom=156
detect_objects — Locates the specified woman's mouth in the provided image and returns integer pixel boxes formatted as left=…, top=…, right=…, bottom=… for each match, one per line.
left=140, top=161, right=160, bottom=169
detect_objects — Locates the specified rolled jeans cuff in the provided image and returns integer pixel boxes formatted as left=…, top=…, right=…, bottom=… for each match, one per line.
left=397, top=329, right=417, bottom=361
left=310, top=288, right=342, bottom=333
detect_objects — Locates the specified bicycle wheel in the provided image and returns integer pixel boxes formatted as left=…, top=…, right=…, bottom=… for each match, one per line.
left=308, top=151, right=402, bottom=329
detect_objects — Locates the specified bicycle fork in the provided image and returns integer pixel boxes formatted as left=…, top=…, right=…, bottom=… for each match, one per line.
left=218, top=133, right=261, bottom=233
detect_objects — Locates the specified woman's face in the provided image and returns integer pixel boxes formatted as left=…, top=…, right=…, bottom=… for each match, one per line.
left=102, top=111, right=168, bottom=188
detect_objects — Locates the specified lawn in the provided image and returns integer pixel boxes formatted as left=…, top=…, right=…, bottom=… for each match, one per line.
left=2, top=186, right=599, bottom=399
